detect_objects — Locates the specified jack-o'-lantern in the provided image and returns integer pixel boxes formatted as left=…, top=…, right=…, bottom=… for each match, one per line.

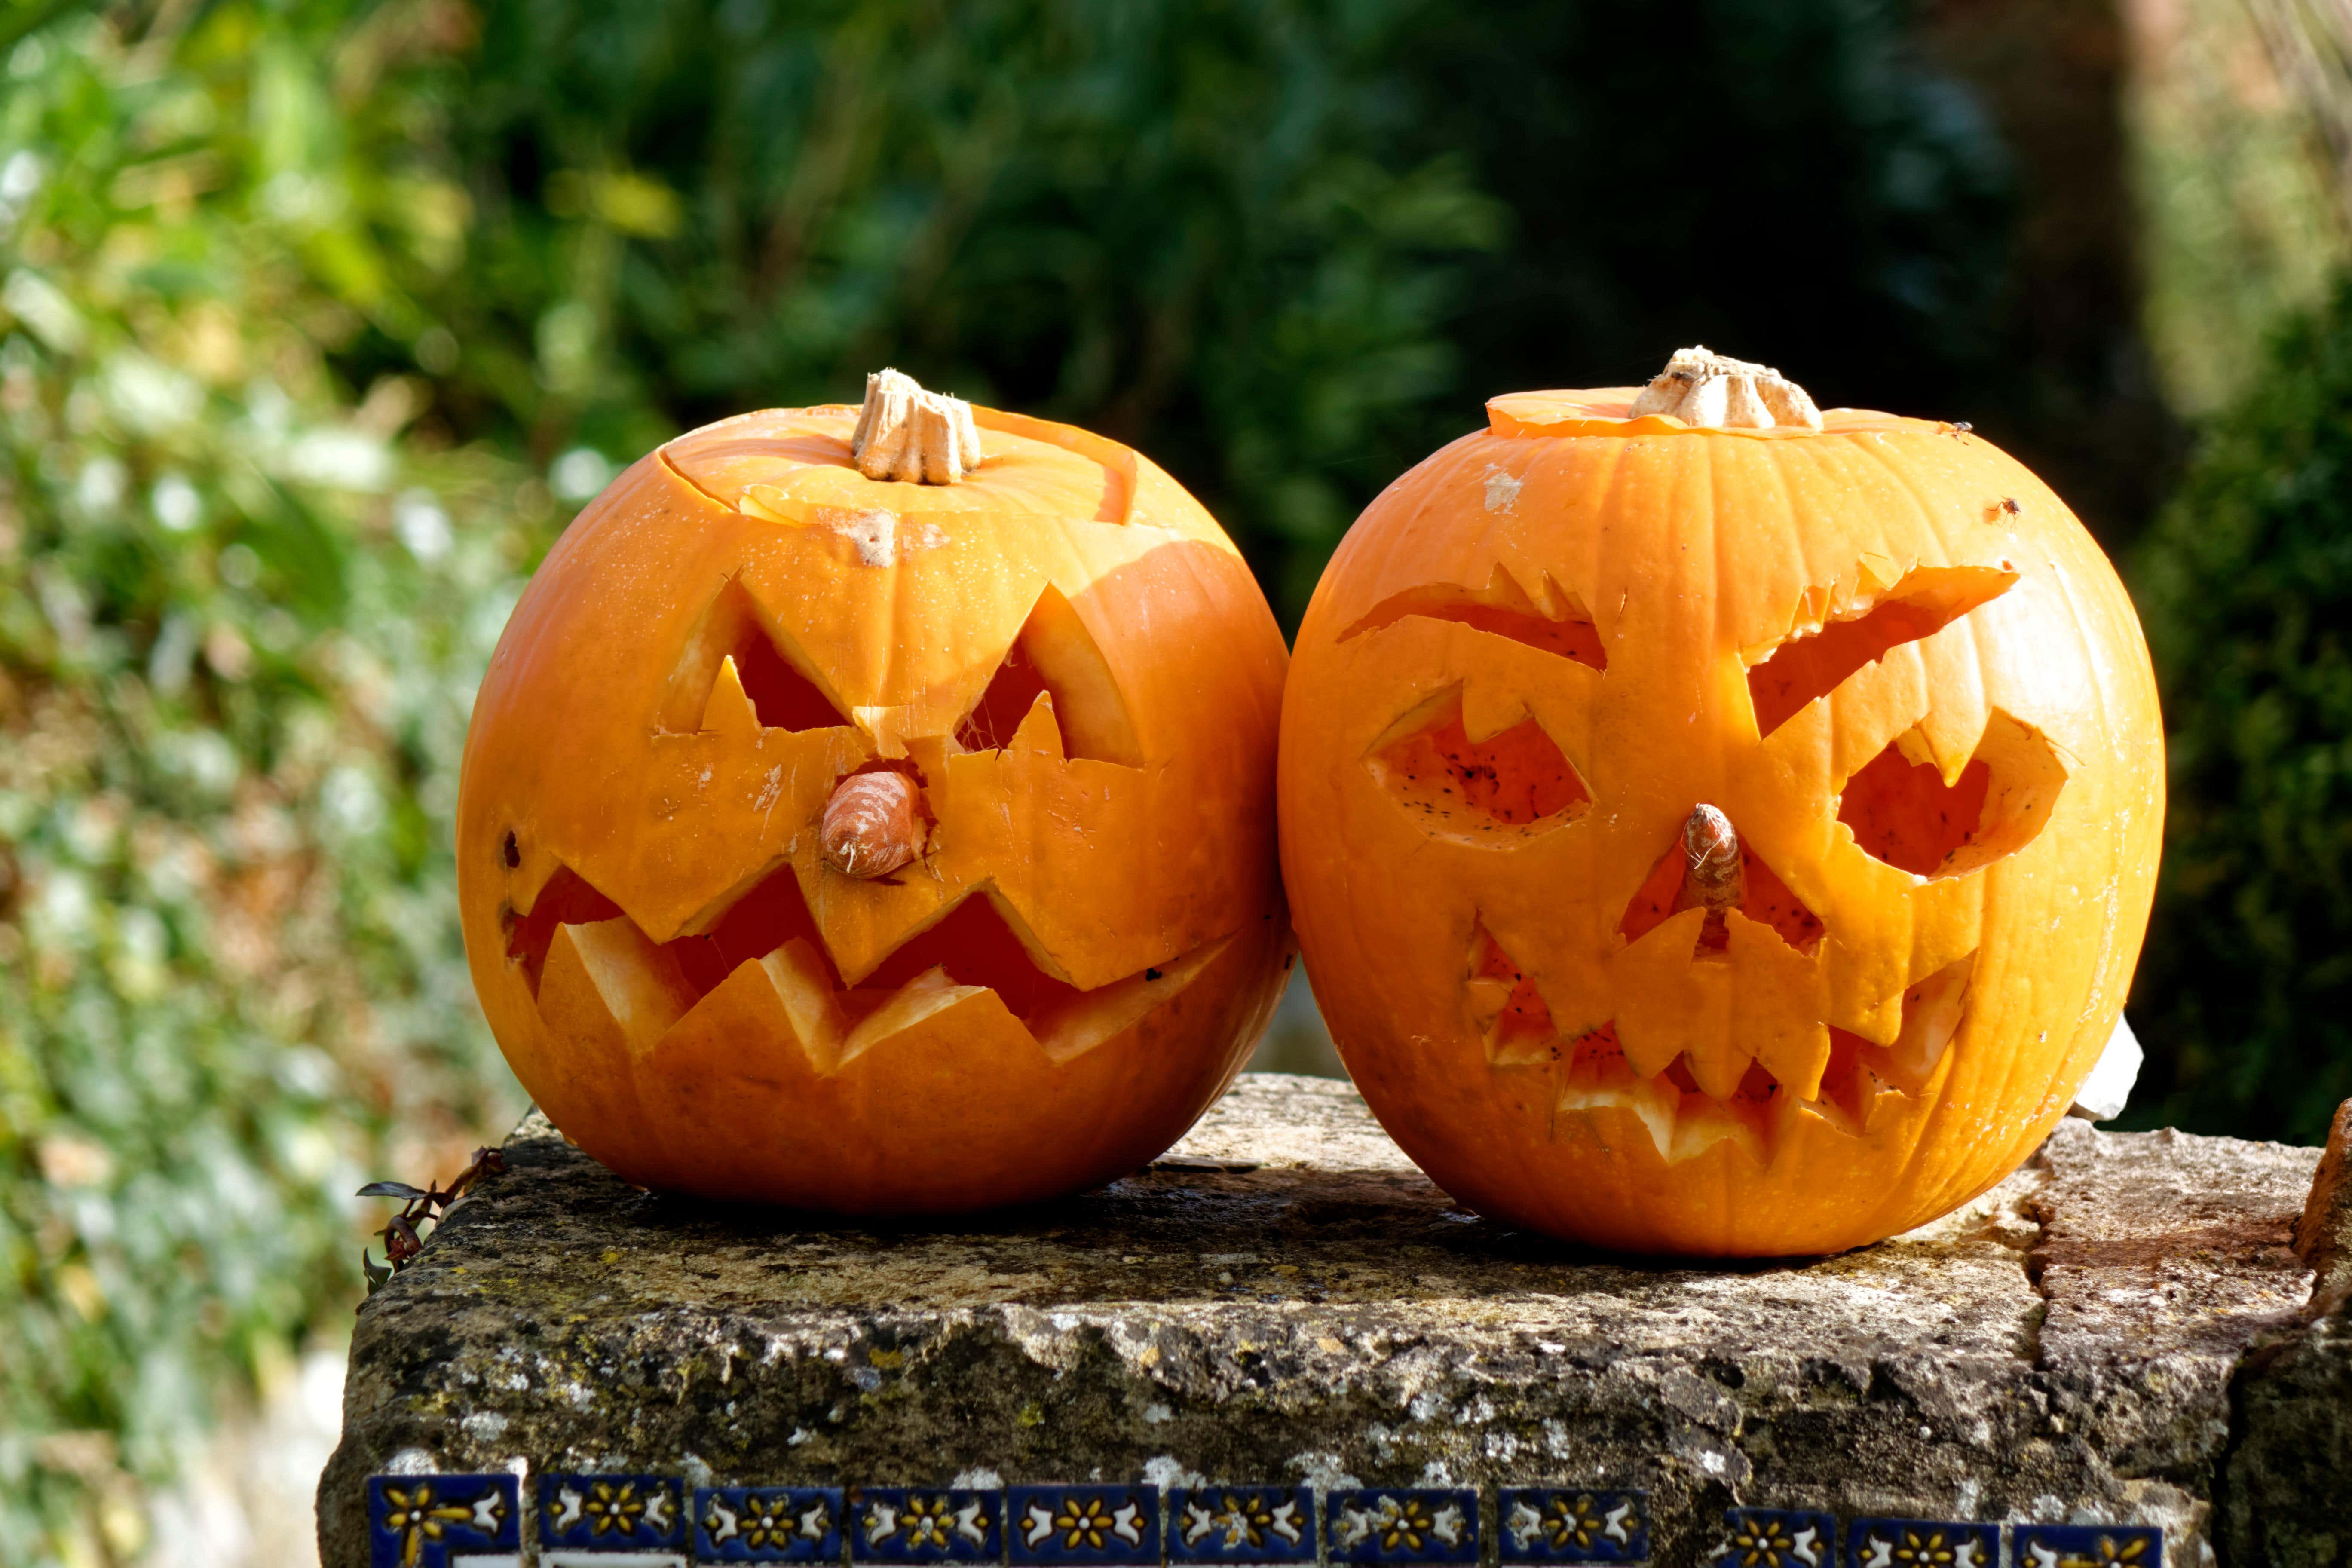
left=457, top=371, right=1290, bottom=1213
left=1278, top=349, right=2164, bottom=1256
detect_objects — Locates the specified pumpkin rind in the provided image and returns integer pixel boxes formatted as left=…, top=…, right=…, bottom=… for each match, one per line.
left=459, top=397, right=1291, bottom=1213
left=1278, top=385, right=2164, bottom=1256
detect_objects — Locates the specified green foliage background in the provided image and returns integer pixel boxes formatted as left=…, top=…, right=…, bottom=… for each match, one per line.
left=0, top=0, right=2342, bottom=1559
left=0, top=3, right=542, bottom=1555
left=2127, top=283, right=2352, bottom=1142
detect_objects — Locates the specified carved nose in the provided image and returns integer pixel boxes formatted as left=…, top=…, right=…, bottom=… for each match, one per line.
left=1679, top=804, right=1743, bottom=913
left=821, top=771, right=923, bottom=878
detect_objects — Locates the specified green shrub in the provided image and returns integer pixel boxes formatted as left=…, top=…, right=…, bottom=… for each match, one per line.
left=0, top=5, right=536, bottom=1556
left=2130, top=279, right=2352, bottom=1144
left=364, top=0, right=2012, bottom=620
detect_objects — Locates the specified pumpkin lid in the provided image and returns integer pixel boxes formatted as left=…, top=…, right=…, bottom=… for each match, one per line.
left=664, top=369, right=1141, bottom=524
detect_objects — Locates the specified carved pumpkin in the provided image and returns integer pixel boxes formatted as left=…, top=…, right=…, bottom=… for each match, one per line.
left=1278, top=349, right=2164, bottom=1255
left=457, top=372, right=1290, bottom=1213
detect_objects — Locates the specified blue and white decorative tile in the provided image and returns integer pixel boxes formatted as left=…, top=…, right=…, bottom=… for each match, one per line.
left=1498, top=1488, right=1648, bottom=1563
left=850, top=1488, right=1004, bottom=1563
left=1709, top=1509, right=1837, bottom=1568
left=1167, top=1487, right=1315, bottom=1564
left=539, top=1474, right=686, bottom=1554
left=1326, top=1488, right=1479, bottom=1565
left=1008, top=1485, right=1161, bottom=1564
left=2015, top=1525, right=2163, bottom=1568
left=367, top=1474, right=521, bottom=1568
left=1847, top=1519, right=1997, bottom=1568
left=694, top=1488, right=845, bottom=1564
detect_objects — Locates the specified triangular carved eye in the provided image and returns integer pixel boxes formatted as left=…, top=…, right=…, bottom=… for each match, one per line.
left=1364, top=686, right=1590, bottom=844
left=1340, top=565, right=1607, bottom=670
left=660, top=579, right=852, bottom=734
left=955, top=584, right=1142, bottom=764
left=1746, top=563, right=2016, bottom=738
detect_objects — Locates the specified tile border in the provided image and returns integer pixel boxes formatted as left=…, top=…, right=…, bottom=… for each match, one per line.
left=1496, top=1489, right=1648, bottom=1564
left=541, top=1473, right=690, bottom=1552
left=358, top=1470, right=2176, bottom=1567
left=366, top=1473, right=521, bottom=1568
left=1325, top=1488, right=1480, bottom=1565
left=1007, top=1485, right=1162, bottom=1565
left=1845, top=1518, right=2000, bottom=1568
left=848, top=1487, right=1007, bottom=1563
left=1167, top=1487, right=1317, bottom=1564
left=696, top=1486, right=848, bottom=1563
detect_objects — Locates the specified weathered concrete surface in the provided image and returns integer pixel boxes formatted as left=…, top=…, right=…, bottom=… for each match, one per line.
left=318, top=1075, right=2330, bottom=1568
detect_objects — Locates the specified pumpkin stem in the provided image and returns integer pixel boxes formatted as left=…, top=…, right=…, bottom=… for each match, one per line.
left=821, top=770, right=923, bottom=878
left=1681, top=804, right=1744, bottom=913
left=1629, top=346, right=1823, bottom=432
left=850, top=368, right=983, bottom=484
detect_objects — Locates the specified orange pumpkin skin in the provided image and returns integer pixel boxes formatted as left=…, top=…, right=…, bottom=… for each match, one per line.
left=1278, top=389, right=2165, bottom=1256
left=458, top=403, right=1290, bottom=1213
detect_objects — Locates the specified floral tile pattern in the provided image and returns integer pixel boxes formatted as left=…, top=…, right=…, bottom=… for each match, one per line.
left=1846, top=1519, right=1997, bottom=1568
left=368, top=1474, right=521, bottom=1568
left=541, top=1475, right=688, bottom=1553
left=1008, top=1485, right=1161, bottom=1564
left=1167, top=1486, right=1316, bottom=1564
left=1498, top=1488, right=1648, bottom=1563
left=850, top=1488, right=1004, bottom=1563
left=1712, top=1509, right=1838, bottom=1568
left=694, top=1487, right=845, bottom=1564
left=2015, top=1525, right=2163, bottom=1568
left=358, top=1469, right=2181, bottom=1568
left=1325, top=1488, right=1479, bottom=1565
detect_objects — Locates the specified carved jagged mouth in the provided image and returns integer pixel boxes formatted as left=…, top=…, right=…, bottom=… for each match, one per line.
left=1544, top=980, right=1968, bottom=1165
left=1470, top=920, right=1973, bottom=1164
left=504, top=861, right=1226, bottom=1071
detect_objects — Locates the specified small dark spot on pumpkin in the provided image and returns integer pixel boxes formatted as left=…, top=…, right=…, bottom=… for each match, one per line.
left=1145, top=967, right=1162, bottom=981
left=501, top=830, right=521, bottom=869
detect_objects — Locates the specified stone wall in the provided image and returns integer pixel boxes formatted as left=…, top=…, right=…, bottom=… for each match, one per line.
left=316, top=1075, right=2348, bottom=1568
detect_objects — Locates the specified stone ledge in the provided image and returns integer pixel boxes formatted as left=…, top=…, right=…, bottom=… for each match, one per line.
left=316, top=1075, right=2339, bottom=1568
